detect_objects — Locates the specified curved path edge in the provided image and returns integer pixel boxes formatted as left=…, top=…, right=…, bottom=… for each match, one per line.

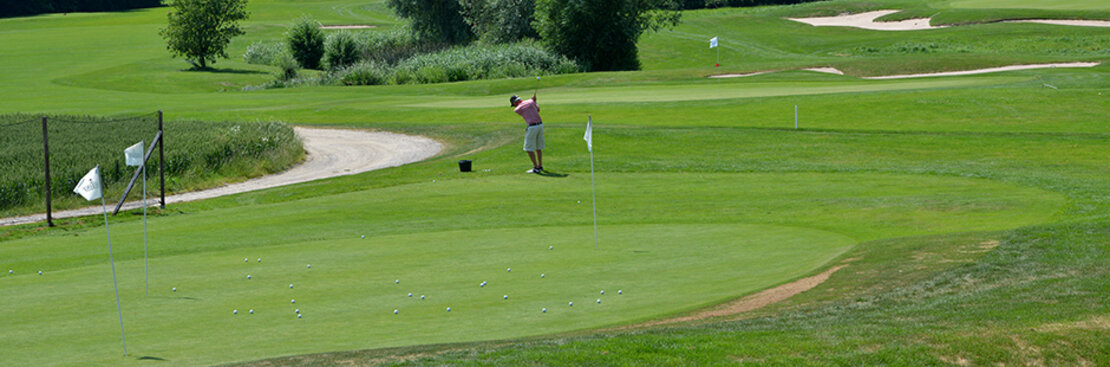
left=1, top=127, right=443, bottom=227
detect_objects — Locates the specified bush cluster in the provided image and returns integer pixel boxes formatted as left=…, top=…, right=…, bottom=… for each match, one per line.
left=335, top=41, right=578, bottom=86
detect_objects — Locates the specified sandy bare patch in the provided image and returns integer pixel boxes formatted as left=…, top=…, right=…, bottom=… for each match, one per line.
left=804, top=67, right=845, bottom=75
left=1010, top=19, right=1110, bottom=28
left=707, top=71, right=773, bottom=78
left=789, top=10, right=945, bottom=31
left=320, top=25, right=377, bottom=29
left=622, top=265, right=846, bottom=329
left=864, top=62, right=1100, bottom=80
left=1035, top=315, right=1110, bottom=333
left=0, top=127, right=442, bottom=227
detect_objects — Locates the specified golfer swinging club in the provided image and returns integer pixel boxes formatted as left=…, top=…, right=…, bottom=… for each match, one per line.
left=511, top=93, right=544, bottom=173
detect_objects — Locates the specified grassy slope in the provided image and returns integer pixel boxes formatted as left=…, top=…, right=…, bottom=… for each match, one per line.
left=1, top=0, right=1108, bottom=365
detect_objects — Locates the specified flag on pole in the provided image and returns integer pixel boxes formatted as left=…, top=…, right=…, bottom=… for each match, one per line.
left=125, top=141, right=144, bottom=167
left=709, top=36, right=719, bottom=49
left=74, top=166, right=102, bottom=201
left=584, top=116, right=593, bottom=152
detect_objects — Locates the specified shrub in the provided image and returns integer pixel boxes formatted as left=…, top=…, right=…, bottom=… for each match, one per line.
left=387, top=0, right=474, bottom=44
left=340, top=62, right=391, bottom=86
left=273, top=51, right=299, bottom=80
left=323, top=30, right=361, bottom=70
left=287, top=16, right=325, bottom=70
left=392, top=40, right=579, bottom=84
left=357, top=28, right=443, bottom=66
left=244, top=41, right=286, bottom=65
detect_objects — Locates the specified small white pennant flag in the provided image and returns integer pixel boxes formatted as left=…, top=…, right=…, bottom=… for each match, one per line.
left=709, top=36, right=718, bottom=49
left=125, top=141, right=144, bottom=167
left=584, top=116, right=593, bottom=153
left=74, top=166, right=102, bottom=201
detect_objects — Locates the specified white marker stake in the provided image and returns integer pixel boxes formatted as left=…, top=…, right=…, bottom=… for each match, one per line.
left=586, top=115, right=599, bottom=250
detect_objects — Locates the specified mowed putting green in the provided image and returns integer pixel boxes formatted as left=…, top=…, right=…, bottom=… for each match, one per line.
left=1, top=172, right=1064, bottom=366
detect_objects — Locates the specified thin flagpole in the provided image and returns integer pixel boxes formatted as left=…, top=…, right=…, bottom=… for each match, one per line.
left=101, top=194, right=127, bottom=356
left=142, top=159, right=148, bottom=297
left=588, top=116, right=599, bottom=250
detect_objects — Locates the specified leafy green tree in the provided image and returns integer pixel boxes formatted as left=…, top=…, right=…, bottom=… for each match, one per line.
left=160, top=0, right=249, bottom=69
left=461, top=0, right=538, bottom=44
left=387, top=0, right=473, bottom=44
left=322, top=31, right=361, bottom=70
left=534, top=0, right=680, bottom=71
left=287, top=16, right=326, bottom=70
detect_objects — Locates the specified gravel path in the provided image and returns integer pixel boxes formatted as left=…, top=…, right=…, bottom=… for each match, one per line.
left=0, top=127, right=442, bottom=227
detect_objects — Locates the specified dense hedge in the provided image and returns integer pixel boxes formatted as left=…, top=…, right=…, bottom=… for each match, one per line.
left=1, top=0, right=163, bottom=18
left=682, top=0, right=823, bottom=9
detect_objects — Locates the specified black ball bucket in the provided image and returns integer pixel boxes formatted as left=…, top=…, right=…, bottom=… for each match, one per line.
left=458, top=159, right=472, bottom=172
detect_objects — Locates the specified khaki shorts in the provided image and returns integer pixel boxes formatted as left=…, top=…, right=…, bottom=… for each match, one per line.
left=524, top=124, right=545, bottom=152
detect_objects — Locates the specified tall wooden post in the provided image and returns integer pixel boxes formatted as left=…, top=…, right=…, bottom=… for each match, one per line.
left=42, top=116, right=53, bottom=227
left=158, top=110, right=165, bottom=209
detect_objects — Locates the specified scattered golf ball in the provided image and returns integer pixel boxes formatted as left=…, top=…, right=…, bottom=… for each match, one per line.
left=8, top=270, right=12, bottom=274
left=290, top=284, right=294, bottom=289
left=247, top=275, right=251, bottom=280
left=542, top=308, right=547, bottom=313
left=597, top=299, right=602, bottom=304
left=291, top=299, right=296, bottom=304
left=395, top=279, right=400, bottom=284
left=480, top=281, right=486, bottom=287
left=569, top=302, right=573, bottom=307
left=38, top=271, right=43, bottom=275
left=394, top=309, right=399, bottom=314
left=541, top=274, right=545, bottom=278
left=295, top=309, right=300, bottom=314
left=446, top=307, right=451, bottom=312
left=600, top=290, right=605, bottom=295
left=257, top=258, right=262, bottom=263
left=244, top=258, right=248, bottom=262
left=249, top=309, right=254, bottom=314
left=298, top=314, right=302, bottom=319
left=233, top=309, right=238, bottom=314
left=507, top=268, right=511, bottom=272
left=549, top=246, right=553, bottom=250
left=420, top=295, right=425, bottom=300
left=172, top=287, right=177, bottom=292
left=504, top=295, right=509, bottom=300
left=577, top=201, right=580, bottom=204
left=307, top=264, right=311, bottom=269
left=408, top=293, right=413, bottom=297
left=618, top=290, right=622, bottom=295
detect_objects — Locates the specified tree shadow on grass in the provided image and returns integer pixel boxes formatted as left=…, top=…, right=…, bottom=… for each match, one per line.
left=137, top=356, right=167, bottom=361
left=181, top=67, right=266, bottom=75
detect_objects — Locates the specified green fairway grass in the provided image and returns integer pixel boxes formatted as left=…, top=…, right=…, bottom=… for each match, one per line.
left=949, top=0, right=1110, bottom=10
left=2, top=0, right=1109, bottom=365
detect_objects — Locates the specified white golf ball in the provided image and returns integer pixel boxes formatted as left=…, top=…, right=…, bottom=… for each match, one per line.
left=569, top=302, right=573, bottom=307
left=420, top=295, right=425, bottom=300
left=307, top=264, right=311, bottom=269
left=395, top=279, right=400, bottom=284
left=537, top=76, right=541, bottom=80
left=298, top=314, right=302, bottom=319
left=446, top=307, right=451, bottom=312
left=8, top=270, right=11, bottom=274
left=172, top=287, right=177, bottom=292
left=233, top=309, right=238, bottom=314
left=600, top=290, right=605, bottom=295
left=38, top=271, right=43, bottom=275
left=542, top=308, right=547, bottom=313
left=290, top=284, right=294, bottom=289
left=618, top=290, right=622, bottom=295
left=549, top=246, right=553, bottom=250
left=577, top=201, right=580, bottom=204
left=541, top=273, right=545, bottom=278
left=295, top=309, right=300, bottom=313
left=504, top=295, right=508, bottom=300
left=244, top=258, right=248, bottom=262
left=597, top=299, right=602, bottom=304
left=394, top=309, right=399, bottom=314
left=507, top=268, right=511, bottom=272
left=291, top=299, right=295, bottom=304
left=408, top=293, right=413, bottom=297
left=247, top=275, right=251, bottom=280
left=249, top=309, right=254, bottom=314
left=257, top=258, right=262, bottom=263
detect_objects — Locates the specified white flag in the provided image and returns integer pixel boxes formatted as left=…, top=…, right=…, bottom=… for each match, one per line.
left=125, top=141, right=144, bottom=167
left=709, top=36, right=718, bottom=49
left=74, top=166, right=102, bottom=201
left=584, top=116, right=593, bottom=153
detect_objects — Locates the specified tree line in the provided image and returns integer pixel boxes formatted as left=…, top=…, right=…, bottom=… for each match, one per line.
left=0, top=0, right=162, bottom=18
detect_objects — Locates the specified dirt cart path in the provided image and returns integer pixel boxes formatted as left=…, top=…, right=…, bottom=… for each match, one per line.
left=0, top=127, right=442, bottom=227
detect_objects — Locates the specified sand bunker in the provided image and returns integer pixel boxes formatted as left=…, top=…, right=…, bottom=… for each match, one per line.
left=1009, top=19, right=1110, bottom=28
left=320, top=25, right=376, bottom=29
left=864, top=62, right=1100, bottom=79
left=789, top=10, right=944, bottom=31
